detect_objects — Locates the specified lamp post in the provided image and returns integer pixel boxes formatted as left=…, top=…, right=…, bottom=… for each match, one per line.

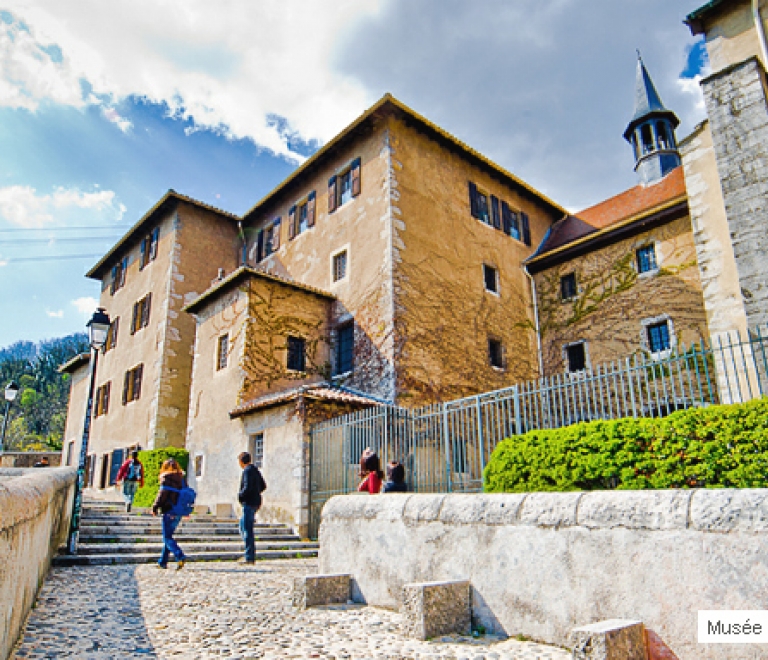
left=0, top=380, right=20, bottom=454
left=67, top=307, right=110, bottom=554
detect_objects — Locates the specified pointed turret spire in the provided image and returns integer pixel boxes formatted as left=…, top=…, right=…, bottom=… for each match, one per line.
left=623, top=55, right=681, bottom=186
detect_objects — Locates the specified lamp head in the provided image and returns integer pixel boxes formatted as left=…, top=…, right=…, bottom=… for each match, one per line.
left=4, top=380, right=19, bottom=403
left=87, top=308, right=111, bottom=350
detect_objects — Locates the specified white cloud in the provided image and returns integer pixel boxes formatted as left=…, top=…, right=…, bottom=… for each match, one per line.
left=71, top=296, right=98, bottom=315
left=1, top=1, right=385, bottom=160
left=0, top=185, right=124, bottom=227
left=102, top=107, right=132, bottom=133
left=46, top=309, right=63, bottom=318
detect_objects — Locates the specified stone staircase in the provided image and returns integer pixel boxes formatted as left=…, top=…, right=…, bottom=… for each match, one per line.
left=54, top=501, right=318, bottom=566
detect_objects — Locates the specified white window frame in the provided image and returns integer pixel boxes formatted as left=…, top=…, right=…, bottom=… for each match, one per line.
left=641, top=314, right=676, bottom=359
left=636, top=242, right=660, bottom=277
left=483, top=264, right=500, bottom=296
left=563, top=340, right=590, bottom=377
left=488, top=336, right=505, bottom=371
left=194, top=452, right=205, bottom=480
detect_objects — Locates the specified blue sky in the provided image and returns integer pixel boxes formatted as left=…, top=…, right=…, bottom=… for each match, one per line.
left=0, top=0, right=709, bottom=347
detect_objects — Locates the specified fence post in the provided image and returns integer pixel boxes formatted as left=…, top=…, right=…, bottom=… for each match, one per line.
left=475, top=396, right=486, bottom=480
left=513, top=385, right=521, bottom=435
left=442, top=404, right=453, bottom=493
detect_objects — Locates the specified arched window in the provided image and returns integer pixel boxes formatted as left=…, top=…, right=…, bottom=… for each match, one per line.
left=641, top=124, right=654, bottom=154
left=656, top=122, right=669, bottom=150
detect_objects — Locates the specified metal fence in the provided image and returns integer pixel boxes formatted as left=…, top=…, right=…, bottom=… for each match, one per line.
left=307, top=327, right=768, bottom=537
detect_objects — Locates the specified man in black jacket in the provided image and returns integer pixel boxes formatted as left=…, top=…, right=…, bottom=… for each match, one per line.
left=237, top=451, right=266, bottom=564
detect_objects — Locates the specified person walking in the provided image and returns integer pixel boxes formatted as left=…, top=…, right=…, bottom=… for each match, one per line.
left=116, top=450, right=145, bottom=512
left=152, top=458, right=187, bottom=570
left=237, top=451, right=266, bottom=564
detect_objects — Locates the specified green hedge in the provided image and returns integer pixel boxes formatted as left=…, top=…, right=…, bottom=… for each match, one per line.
left=132, top=447, right=189, bottom=508
left=483, top=397, right=768, bottom=493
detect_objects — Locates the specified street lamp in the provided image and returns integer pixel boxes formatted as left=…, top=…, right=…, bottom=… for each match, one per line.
left=0, top=380, right=20, bottom=454
left=67, top=307, right=110, bottom=554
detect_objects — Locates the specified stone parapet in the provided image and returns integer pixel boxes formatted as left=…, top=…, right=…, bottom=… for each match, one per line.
left=319, top=490, right=768, bottom=659
left=0, top=467, right=76, bottom=660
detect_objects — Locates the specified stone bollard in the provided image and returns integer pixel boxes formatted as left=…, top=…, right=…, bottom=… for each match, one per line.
left=570, top=619, right=647, bottom=660
left=292, top=574, right=351, bottom=609
left=401, top=580, right=471, bottom=640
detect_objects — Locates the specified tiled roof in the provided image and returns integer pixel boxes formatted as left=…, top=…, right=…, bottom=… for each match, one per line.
left=183, top=266, right=335, bottom=314
left=576, top=166, right=686, bottom=230
left=685, top=0, right=729, bottom=34
left=529, top=214, right=597, bottom=259
left=58, top=352, right=90, bottom=374
left=230, top=383, right=384, bottom=418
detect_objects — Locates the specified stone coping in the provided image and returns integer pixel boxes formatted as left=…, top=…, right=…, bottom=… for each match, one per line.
left=0, top=467, right=77, bottom=530
left=322, top=489, right=768, bottom=533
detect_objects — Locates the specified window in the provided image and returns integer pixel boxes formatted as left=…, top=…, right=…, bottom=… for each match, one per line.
left=104, top=317, right=119, bottom=352
left=110, top=256, right=129, bottom=295
left=565, top=342, right=587, bottom=373
left=122, top=364, right=143, bottom=404
left=332, top=250, right=348, bottom=283
left=194, top=454, right=204, bottom=478
left=139, top=227, right=160, bottom=270
left=109, top=449, right=124, bottom=486
left=636, top=244, right=658, bottom=274
left=248, top=433, right=264, bottom=469
left=288, top=193, right=316, bottom=240
left=328, top=158, right=361, bottom=213
left=335, top=323, right=354, bottom=375
left=561, top=273, right=577, bottom=301
left=641, top=124, right=654, bottom=154
left=256, top=218, right=282, bottom=261
left=66, top=441, right=74, bottom=466
left=488, top=337, right=504, bottom=369
left=286, top=336, right=306, bottom=372
left=217, top=334, right=229, bottom=371
left=131, top=294, right=152, bottom=334
left=647, top=320, right=671, bottom=354
left=94, top=382, right=111, bottom=417
left=483, top=264, right=499, bottom=294
left=469, top=182, right=531, bottom=245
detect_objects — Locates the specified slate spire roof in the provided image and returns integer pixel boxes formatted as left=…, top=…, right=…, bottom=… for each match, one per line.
left=623, top=56, right=680, bottom=141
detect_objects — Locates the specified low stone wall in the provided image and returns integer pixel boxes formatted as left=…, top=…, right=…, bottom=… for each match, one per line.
left=0, top=467, right=77, bottom=660
left=319, top=491, right=768, bottom=660
left=0, top=452, right=62, bottom=468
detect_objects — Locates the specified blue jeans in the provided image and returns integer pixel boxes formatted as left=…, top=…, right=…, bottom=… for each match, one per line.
left=159, top=514, right=184, bottom=566
left=240, top=504, right=255, bottom=561
left=122, top=480, right=139, bottom=504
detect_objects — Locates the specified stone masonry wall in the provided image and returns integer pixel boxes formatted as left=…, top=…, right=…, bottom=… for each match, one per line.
left=0, top=467, right=76, bottom=660
left=319, top=491, right=768, bottom=660
left=702, top=57, right=768, bottom=330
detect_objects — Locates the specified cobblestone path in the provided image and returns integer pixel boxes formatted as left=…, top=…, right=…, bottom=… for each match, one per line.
left=12, top=559, right=569, bottom=660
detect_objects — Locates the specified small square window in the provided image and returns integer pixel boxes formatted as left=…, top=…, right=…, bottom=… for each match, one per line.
left=636, top=244, right=658, bottom=274
left=332, top=250, right=348, bottom=283
left=483, top=264, right=499, bottom=294
left=335, top=323, right=354, bottom=375
left=561, top=273, right=577, bottom=301
left=647, top=321, right=671, bottom=354
left=566, top=343, right=587, bottom=372
left=194, top=455, right=204, bottom=478
left=488, top=338, right=504, bottom=369
left=286, top=336, right=306, bottom=372
left=217, top=334, right=229, bottom=371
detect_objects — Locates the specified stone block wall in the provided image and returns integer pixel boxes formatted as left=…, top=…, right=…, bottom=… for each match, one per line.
left=319, top=491, right=768, bottom=660
left=0, top=467, right=76, bottom=660
left=702, top=56, right=768, bottom=329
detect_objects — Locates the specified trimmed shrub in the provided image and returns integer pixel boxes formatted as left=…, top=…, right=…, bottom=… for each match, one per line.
left=483, top=397, right=768, bottom=493
left=132, top=447, right=190, bottom=508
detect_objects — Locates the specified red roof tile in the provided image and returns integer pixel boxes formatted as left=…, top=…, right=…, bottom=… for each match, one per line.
left=230, top=383, right=383, bottom=418
left=576, top=166, right=686, bottom=230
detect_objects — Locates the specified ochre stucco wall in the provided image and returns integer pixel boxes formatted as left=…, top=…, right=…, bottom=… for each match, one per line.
left=389, top=117, right=561, bottom=404
left=534, top=215, right=707, bottom=374
left=700, top=0, right=768, bottom=72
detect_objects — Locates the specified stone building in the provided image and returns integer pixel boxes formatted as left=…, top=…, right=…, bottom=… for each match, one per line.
left=526, top=59, right=708, bottom=375
left=683, top=0, right=768, bottom=333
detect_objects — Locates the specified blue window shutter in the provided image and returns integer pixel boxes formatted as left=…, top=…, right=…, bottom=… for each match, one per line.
left=490, top=195, right=501, bottom=230
left=501, top=201, right=511, bottom=235
left=256, top=229, right=264, bottom=262
left=468, top=181, right=479, bottom=218
left=328, top=175, right=338, bottom=213
left=521, top=212, right=531, bottom=246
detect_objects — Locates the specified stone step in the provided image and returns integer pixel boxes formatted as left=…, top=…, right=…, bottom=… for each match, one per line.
left=53, top=547, right=318, bottom=567
left=81, top=514, right=242, bottom=524
left=76, top=541, right=318, bottom=555
left=78, top=524, right=286, bottom=535
left=78, top=533, right=301, bottom=544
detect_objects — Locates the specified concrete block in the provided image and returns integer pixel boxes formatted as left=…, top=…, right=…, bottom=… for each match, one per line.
left=570, top=619, right=646, bottom=660
left=401, top=579, right=471, bottom=640
left=215, top=502, right=234, bottom=518
left=292, top=574, right=351, bottom=609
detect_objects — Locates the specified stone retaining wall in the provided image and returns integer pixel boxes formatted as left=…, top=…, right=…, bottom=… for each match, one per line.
left=318, top=491, right=768, bottom=660
left=0, top=467, right=76, bottom=660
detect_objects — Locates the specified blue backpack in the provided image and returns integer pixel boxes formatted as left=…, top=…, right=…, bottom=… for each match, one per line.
left=161, top=484, right=196, bottom=517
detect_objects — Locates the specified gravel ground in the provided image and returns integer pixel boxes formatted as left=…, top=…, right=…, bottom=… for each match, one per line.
left=12, top=559, right=570, bottom=660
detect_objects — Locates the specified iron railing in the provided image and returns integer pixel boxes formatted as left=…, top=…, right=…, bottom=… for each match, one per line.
left=308, top=327, right=768, bottom=537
